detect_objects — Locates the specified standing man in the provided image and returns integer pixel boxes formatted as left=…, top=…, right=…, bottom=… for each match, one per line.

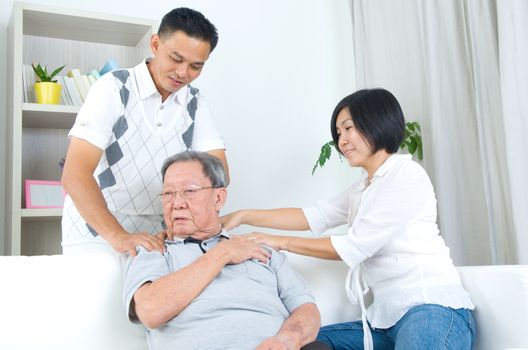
left=61, top=8, right=228, bottom=255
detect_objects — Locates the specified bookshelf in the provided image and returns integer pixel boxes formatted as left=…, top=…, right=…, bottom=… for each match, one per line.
left=5, top=2, right=157, bottom=255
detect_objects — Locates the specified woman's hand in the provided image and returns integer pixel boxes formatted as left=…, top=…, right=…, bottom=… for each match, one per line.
left=245, top=232, right=292, bottom=251
left=220, top=210, right=246, bottom=230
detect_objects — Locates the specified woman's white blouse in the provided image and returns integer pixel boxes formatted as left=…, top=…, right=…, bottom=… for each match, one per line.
left=303, top=154, right=474, bottom=331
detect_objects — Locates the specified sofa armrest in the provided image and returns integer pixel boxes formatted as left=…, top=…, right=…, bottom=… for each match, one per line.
left=0, top=253, right=147, bottom=350
left=457, top=265, right=528, bottom=350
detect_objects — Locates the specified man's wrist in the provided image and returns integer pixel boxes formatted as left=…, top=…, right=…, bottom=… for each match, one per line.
left=105, top=229, right=129, bottom=245
left=208, top=243, right=231, bottom=266
left=275, top=331, right=301, bottom=349
left=283, top=237, right=293, bottom=251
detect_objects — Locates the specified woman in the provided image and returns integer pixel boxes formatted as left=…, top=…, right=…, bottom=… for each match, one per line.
left=221, top=88, right=475, bottom=350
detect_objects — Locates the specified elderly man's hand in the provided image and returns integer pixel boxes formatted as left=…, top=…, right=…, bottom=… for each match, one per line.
left=256, top=333, right=299, bottom=350
left=217, top=235, right=271, bottom=264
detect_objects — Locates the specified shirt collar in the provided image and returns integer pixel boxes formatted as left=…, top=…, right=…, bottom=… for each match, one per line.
left=371, top=154, right=412, bottom=181
left=166, top=229, right=230, bottom=245
left=134, top=57, right=190, bottom=105
left=355, top=154, right=413, bottom=190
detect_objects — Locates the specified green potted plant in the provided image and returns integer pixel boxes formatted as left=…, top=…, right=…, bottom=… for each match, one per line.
left=312, top=121, right=423, bottom=174
left=31, top=63, right=66, bottom=104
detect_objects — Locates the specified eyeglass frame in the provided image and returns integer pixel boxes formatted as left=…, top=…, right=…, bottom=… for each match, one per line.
left=159, top=186, right=220, bottom=202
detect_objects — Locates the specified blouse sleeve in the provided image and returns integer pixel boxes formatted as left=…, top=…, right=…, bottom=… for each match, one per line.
left=302, top=183, right=356, bottom=235
left=331, top=161, right=434, bottom=268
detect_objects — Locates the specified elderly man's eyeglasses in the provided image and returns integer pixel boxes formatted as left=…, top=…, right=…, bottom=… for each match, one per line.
left=159, top=186, right=216, bottom=202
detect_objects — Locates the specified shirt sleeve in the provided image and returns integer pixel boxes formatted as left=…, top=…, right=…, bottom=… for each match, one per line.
left=270, top=250, right=315, bottom=313
left=190, top=95, right=226, bottom=152
left=302, top=184, right=355, bottom=235
left=123, top=247, right=171, bottom=323
left=68, top=76, right=122, bottom=150
left=331, top=161, right=433, bottom=268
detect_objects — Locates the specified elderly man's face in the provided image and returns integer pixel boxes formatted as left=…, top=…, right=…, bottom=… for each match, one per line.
left=162, top=161, right=226, bottom=239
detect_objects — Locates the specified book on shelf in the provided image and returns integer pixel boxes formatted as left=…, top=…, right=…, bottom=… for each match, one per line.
left=22, top=64, right=36, bottom=103
left=67, top=68, right=88, bottom=102
left=62, top=75, right=83, bottom=106
left=56, top=76, right=73, bottom=105
left=22, top=65, right=28, bottom=103
left=80, top=74, right=92, bottom=95
left=89, top=69, right=101, bottom=79
left=99, top=59, right=119, bottom=76
left=87, top=74, right=97, bottom=86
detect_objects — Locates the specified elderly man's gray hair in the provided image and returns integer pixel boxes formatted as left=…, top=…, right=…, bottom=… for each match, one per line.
left=161, top=151, right=227, bottom=188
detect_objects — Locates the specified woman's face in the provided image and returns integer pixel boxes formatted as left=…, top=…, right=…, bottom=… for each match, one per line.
left=335, top=108, right=372, bottom=168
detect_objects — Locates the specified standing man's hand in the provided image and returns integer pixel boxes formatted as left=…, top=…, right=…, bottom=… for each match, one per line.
left=107, top=231, right=165, bottom=256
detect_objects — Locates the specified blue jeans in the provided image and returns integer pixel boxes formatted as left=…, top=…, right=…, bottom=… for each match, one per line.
left=317, top=304, right=476, bottom=350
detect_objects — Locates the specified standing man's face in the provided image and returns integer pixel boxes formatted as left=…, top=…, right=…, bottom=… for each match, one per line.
left=148, top=30, right=211, bottom=101
left=161, top=161, right=226, bottom=240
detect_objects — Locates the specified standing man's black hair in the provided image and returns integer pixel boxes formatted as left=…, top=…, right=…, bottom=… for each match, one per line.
left=158, top=8, right=219, bottom=52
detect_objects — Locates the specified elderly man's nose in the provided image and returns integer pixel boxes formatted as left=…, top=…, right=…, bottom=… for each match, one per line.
left=172, top=192, right=187, bottom=208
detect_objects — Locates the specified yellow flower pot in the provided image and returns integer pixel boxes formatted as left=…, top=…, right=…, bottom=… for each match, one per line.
left=34, top=82, right=62, bottom=104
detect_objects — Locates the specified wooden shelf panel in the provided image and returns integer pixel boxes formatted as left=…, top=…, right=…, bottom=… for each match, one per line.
left=23, top=103, right=79, bottom=129
left=22, top=6, right=156, bottom=46
left=21, top=208, right=63, bottom=222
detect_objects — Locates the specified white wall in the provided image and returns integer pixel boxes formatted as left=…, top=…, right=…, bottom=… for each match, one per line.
left=0, top=0, right=357, bottom=252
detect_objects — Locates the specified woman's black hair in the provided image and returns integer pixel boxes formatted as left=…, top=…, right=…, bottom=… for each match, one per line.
left=330, top=88, right=405, bottom=155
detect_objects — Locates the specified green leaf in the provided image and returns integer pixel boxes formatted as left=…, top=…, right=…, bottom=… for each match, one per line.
left=312, top=141, right=335, bottom=175
left=407, top=137, right=417, bottom=154
left=399, top=121, right=423, bottom=160
left=417, top=141, right=423, bottom=161
left=31, top=63, right=66, bottom=83
left=49, top=65, right=66, bottom=80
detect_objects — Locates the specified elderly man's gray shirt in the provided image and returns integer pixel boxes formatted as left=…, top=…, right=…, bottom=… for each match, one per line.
left=124, top=232, right=315, bottom=350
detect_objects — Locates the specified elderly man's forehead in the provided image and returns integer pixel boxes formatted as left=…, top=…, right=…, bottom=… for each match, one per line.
left=164, top=160, right=208, bottom=181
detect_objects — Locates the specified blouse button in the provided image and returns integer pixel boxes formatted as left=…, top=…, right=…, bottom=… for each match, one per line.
left=157, top=122, right=162, bottom=127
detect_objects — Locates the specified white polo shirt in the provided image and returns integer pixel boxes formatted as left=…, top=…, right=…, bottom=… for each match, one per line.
left=62, top=59, right=225, bottom=249
left=303, top=154, right=473, bottom=344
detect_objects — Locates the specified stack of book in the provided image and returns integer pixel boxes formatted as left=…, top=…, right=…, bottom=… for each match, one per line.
left=22, top=59, right=119, bottom=106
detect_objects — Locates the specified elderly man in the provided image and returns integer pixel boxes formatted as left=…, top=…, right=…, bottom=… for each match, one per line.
left=124, top=151, right=328, bottom=350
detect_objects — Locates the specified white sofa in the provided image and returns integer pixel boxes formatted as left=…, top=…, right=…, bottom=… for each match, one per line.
left=0, top=252, right=527, bottom=350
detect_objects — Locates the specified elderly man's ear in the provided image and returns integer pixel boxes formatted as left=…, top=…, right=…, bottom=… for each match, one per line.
left=215, top=188, right=228, bottom=213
